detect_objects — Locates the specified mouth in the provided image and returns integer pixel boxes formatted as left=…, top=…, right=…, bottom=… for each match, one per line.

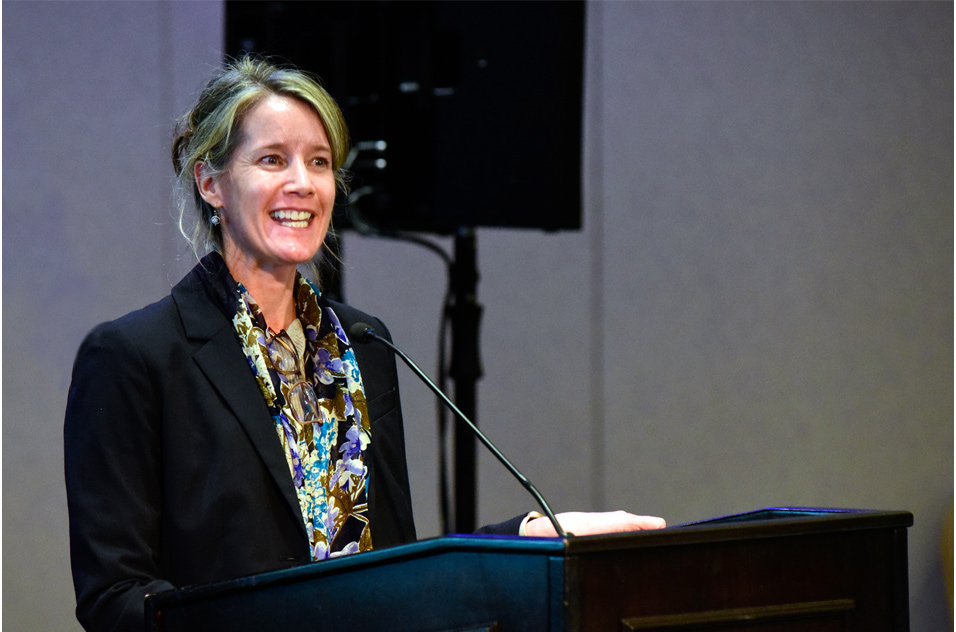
left=270, top=210, right=313, bottom=228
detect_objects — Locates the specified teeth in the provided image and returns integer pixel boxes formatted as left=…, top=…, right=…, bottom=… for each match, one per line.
left=270, top=210, right=312, bottom=227
left=271, top=210, right=311, bottom=221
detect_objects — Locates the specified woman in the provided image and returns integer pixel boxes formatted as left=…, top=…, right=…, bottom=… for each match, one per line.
left=64, top=56, right=663, bottom=632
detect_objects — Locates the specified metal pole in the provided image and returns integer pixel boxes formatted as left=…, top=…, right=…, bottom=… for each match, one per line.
left=449, top=228, right=482, bottom=532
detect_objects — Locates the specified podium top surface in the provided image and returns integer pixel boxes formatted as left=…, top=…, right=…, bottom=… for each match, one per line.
left=498, top=506, right=913, bottom=555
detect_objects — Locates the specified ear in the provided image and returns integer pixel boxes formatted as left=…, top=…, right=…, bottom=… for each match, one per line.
left=195, top=161, right=226, bottom=209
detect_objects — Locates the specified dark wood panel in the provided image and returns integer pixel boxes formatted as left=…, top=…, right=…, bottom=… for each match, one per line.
left=570, top=517, right=909, bottom=632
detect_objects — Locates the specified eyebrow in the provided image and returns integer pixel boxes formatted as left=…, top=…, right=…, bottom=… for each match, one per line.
left=250, top=141, right=332, bottom=154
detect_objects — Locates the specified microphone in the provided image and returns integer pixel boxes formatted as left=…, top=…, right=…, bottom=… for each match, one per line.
left=349, top=322, right=569, bottom=539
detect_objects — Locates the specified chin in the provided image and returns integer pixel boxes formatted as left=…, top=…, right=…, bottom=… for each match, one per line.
left=271, top=236, right=325, bottom=262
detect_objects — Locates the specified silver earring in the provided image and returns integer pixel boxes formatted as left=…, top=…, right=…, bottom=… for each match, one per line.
left=210, top=208, right=222, bottom=226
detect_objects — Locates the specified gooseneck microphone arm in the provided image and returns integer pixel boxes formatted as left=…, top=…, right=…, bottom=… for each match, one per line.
left=349, top=322, right=569, bottom=539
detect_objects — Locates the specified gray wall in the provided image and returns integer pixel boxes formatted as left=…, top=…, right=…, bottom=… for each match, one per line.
left=4, top=1, right=951, bottom=630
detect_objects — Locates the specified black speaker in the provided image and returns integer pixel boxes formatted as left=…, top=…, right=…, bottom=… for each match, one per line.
left=226, top=1, right=584, bottom=234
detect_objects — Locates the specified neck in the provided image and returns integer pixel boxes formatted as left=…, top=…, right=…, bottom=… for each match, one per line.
left=225, top=252, right=298, bottom=332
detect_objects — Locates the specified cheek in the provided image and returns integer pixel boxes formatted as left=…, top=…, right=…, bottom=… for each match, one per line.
left=220, top=179, right=256, bottom=212
left=321, top=184, right=338, bottom=208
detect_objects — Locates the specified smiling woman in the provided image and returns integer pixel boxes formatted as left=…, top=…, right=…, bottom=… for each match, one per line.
left=64, top=56, right=421, bottom=632
left=63, top=55, right=664, bottom=632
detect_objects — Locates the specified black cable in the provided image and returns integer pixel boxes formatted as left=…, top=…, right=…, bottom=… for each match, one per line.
left=344, top=197, right=455, bottom=533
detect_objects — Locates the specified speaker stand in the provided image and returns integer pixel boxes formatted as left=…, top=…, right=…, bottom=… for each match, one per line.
left=448, top=228, right=483, bottom=533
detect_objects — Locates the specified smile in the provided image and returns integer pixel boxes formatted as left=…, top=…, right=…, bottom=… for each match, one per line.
left=270, top=210, right=313, bottom=228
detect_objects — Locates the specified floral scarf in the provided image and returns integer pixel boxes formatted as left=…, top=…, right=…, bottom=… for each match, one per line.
left=203, top=255, right=373, bottom=561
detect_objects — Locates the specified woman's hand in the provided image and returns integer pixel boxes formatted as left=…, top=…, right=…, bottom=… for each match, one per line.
left=524, top=510, right=666, bottom=537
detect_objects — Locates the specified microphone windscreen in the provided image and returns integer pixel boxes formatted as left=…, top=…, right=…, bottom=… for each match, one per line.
left=349, top=322, right=374, bottom=344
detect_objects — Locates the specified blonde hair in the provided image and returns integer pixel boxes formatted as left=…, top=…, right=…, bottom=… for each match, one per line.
left=171, top=55, right=349, bottom=259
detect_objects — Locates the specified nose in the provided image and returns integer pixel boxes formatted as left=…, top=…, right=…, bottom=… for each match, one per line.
left=285, top=158, right=315, bottom=196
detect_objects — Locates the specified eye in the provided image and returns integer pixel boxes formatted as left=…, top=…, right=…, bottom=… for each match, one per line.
left=259, top=155, right=281, bottom=166
left=312, top=156, right=330, bottom=168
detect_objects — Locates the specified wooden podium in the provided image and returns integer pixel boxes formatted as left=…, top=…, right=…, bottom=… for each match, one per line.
left=145, top=508, right=912, bottom=631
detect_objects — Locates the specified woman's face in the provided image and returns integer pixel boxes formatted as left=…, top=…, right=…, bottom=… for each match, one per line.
left=197, top=94, right=336, bottom=279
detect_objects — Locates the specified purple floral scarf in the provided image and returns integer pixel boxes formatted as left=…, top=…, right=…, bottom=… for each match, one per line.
left=232, top=274, right=373, bottom=561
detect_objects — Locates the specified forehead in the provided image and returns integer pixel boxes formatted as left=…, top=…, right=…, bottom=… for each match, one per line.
left=238, top=94, right=329, bottom=147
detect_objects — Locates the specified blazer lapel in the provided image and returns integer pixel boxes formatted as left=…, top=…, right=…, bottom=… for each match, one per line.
left=171, top=267, right=307, bottom=541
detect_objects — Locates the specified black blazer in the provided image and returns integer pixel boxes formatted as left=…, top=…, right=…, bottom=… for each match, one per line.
left=64, top=263, right=416, bottom=632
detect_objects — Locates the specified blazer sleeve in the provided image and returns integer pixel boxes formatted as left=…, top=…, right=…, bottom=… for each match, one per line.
left=473, top=514, right=526, bottom=536
left=64, top=321, right=174, bottom=632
